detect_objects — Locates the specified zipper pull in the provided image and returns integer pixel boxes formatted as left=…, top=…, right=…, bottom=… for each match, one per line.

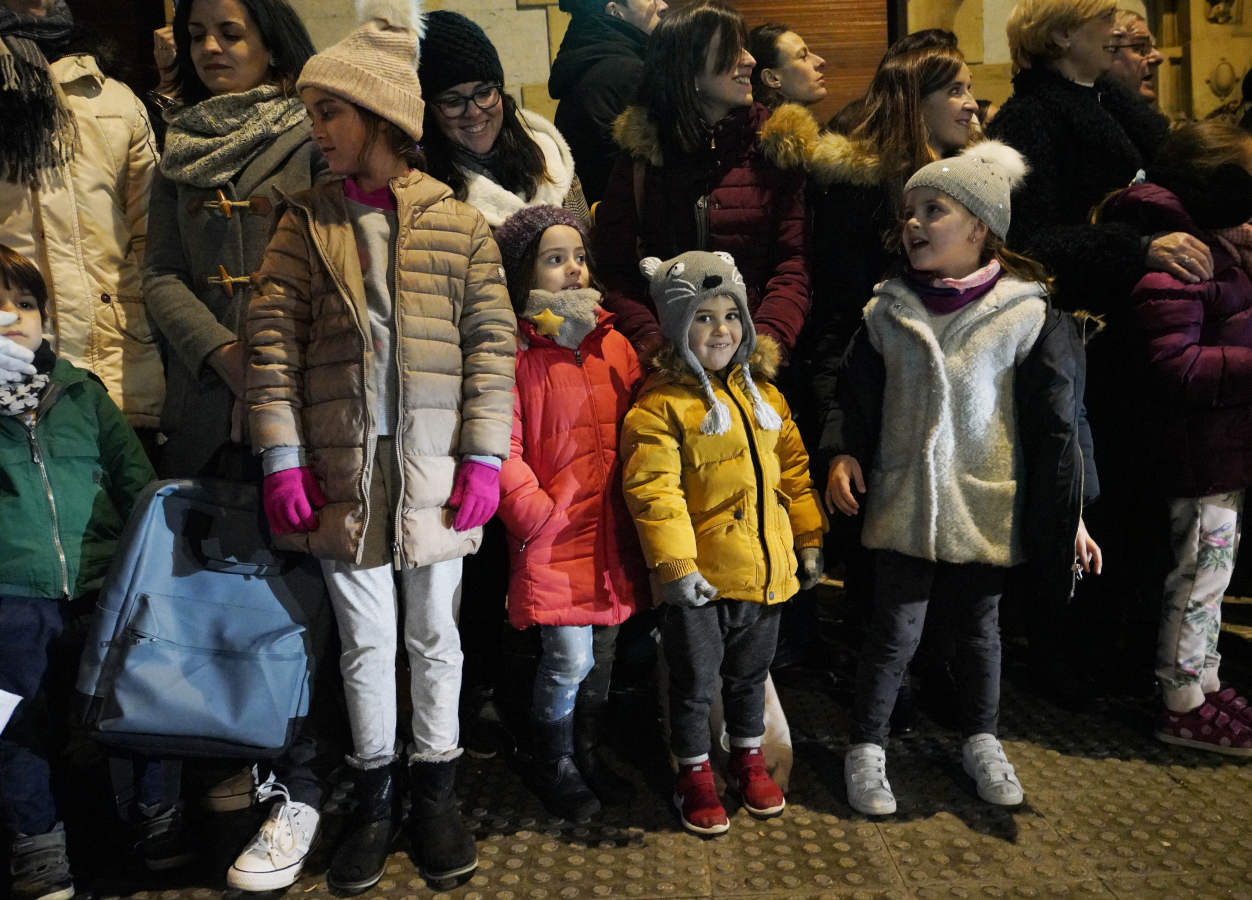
left=392, top=541, right=402, bottom=571
left=574, top=349, right=583, bottom=366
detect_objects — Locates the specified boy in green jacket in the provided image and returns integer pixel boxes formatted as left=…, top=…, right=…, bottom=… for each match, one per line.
left=0, top=243, right=155, bottom=900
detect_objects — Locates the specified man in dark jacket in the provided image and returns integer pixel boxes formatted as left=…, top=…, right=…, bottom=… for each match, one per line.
left=548, top=0, right=666, bottom=205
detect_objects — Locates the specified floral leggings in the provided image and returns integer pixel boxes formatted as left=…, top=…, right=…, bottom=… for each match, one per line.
left=1156, top=490, right=1245, bottom=712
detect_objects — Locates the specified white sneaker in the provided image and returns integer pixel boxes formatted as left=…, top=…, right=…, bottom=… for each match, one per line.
left=844, top=743, right=896, bottom=815
left=203, top=764, right=272, bottom=812
left=226, top=793, right=320, bottom=892
left=962, top=734, right=1024, bottom=806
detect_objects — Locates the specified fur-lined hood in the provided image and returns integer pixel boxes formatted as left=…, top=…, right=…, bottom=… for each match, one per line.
left=612, top=102, right=801, bottom=171
left=757, top=103, right=886, bottom=189
left=643, top=332, right=780, bottom=389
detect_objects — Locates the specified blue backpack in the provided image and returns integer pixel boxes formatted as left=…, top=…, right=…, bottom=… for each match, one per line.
left=75, top=479, right=331, bottom=758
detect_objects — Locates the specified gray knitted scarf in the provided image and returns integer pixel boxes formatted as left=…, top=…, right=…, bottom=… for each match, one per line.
left=161, top=85, right=308, bottom=188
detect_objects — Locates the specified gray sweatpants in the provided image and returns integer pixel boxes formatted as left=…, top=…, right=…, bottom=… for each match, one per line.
left=662, top=599, right=781, bottom=759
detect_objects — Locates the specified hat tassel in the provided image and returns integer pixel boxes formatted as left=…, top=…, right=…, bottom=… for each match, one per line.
left=741, top=366, right=781, bottom=431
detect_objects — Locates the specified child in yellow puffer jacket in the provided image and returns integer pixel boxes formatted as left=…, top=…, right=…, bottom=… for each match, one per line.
left=620, top=249, right=825, bottom=837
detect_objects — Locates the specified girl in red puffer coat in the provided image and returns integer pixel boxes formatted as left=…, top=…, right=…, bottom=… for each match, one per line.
left=1099, top=121, right=1252, bottom=757
left=493, top=205, right=649, bottom=823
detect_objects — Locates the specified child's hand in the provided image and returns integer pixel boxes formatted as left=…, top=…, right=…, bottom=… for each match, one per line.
left=797, top=547, right=823, bottom=590
left=450, top=460, right=500, bottom=531
left=0, top=315, right=35, bottom=386
left=1074, top=516, right=1103, bottom=575
left=825, top=455, right=865, bottom=516
left=263, top=467, right=325, bottom=535
left=658, top=571, right=719, bottom=608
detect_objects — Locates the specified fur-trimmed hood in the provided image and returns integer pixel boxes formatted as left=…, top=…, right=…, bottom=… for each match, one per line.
left=757, top=103, right=885, bottom=189
left=613, top=102, right=804, bottom=172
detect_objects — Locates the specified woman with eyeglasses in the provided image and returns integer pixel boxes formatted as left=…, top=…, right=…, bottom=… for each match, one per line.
left=418, top=10, right=588, bottom=229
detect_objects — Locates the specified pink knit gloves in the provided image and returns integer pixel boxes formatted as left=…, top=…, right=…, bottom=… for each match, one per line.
left=263, top=467, right=326, bottom=535
left=450, top=460, right=500, bottom=532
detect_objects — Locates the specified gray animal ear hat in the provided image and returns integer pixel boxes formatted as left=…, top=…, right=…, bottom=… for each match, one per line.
left=639, top=250, right=781, bottom=436
left=903, top=140, right=1029, bottom=240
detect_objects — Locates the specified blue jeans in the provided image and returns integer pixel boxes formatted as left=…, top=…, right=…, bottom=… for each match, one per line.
left=532, top=624, right=620, bottom=723
left=0, top=596, right=69, bottom=836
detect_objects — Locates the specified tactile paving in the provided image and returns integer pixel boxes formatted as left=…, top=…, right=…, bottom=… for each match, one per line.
left=64, top=590, right=1252, bottom=899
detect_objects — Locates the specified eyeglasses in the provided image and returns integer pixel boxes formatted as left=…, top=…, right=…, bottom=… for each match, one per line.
left=433, top=83, right=502, bottom=118
left=1103, top=39, right=1156, bottom=55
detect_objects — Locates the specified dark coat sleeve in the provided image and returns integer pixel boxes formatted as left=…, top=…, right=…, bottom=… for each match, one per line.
left=751, top=165, right=811, bottom=356
left=1015, top=307, right=1098, bottom=605
left=592, top=156, right=662, bottom=354
left=989, top=108, right=1146, bottom=314
left=817, top=325, right=883, bottom=475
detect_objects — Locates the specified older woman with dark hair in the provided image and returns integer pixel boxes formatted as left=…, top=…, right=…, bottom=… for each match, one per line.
left=593, top=0, right=809, bottom=360
left=417, top=10, right=588, bottom=228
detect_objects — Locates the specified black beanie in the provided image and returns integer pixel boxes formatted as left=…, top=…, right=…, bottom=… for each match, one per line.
left=419, top=10, right=505, bottom=99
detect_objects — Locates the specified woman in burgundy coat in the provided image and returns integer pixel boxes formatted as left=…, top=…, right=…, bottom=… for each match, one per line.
left=592, top=0, right=809, bottom=364
left=1099, top=121, right=1252, bottom=756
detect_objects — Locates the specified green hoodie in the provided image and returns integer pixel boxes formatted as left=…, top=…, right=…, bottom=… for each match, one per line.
left=0, top=354, right=155, bottom=600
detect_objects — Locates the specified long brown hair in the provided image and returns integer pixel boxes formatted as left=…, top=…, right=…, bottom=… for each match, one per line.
left=853, top=45, right=969, bottom=182
left=636, top=1, right=749, bottom=161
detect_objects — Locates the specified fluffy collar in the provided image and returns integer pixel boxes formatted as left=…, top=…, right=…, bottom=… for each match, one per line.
left=459, top=108, right=575, bottom=227
left=613, top=102, right=788, bottom=171
left=757, top=102, right=885, bottom=188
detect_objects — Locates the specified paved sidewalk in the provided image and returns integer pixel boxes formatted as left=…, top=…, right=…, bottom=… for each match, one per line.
left=65, top=595, right=1252, bottom=899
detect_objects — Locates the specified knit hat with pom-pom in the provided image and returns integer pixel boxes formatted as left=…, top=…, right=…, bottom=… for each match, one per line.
left=297, top=0, right=426, bottom=141
left=494, top=204, right=589, bottom=297
left=904, top=140, right=1028, bottom=240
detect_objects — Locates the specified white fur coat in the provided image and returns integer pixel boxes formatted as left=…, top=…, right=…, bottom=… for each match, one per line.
left=860, top=276, right=1047, bottom=566
left=459, top=108, right=576, bottom=227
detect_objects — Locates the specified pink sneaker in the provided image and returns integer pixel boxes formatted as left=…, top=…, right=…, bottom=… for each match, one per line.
left=1156, top=701, right=1252, bottom=757
left=1205, top=687, right=1252, bottom=725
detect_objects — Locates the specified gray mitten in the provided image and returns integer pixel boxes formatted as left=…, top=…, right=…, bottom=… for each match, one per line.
left=797, top=547, right=824, bottom=591
left=0, top=315, right=35, bottom=386
left=658, top=571, right=719, bottom=608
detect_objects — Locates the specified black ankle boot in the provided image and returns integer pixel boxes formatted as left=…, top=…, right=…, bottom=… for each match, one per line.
left=329, top=764, right=400, bottom=895
left=531, top=714, right=601, bottom=821
left=573, top=702, right=633, bottom=805
left=408, top=757, right=477, bottom=888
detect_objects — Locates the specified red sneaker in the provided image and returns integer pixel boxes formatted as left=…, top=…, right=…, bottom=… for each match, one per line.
left=673, top=761, right=729, bottom=836
left=1206, top=687, right=1252, bottom=725
left=726, top=747, right=786, bottom=818
left=1157, top=701, right=1252, bottom=757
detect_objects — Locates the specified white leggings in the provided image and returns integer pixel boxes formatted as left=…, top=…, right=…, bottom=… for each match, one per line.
left=320, top=436, right=465, bottom=767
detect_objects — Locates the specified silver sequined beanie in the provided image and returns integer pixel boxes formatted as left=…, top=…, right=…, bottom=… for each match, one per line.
left=904, top=140, right=1028, bottom=240
left=639, top=250, right=781, bottom=435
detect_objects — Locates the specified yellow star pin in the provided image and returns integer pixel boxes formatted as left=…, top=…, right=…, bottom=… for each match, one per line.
left=531, top=307, right=565, bottom=337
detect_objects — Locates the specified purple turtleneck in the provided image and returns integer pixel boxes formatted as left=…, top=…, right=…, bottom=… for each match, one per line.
left=906, top=260, right=1004, bottom=315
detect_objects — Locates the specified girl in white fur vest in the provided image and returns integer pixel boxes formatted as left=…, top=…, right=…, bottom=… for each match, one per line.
left=823, top=141, right=1102, bottom=816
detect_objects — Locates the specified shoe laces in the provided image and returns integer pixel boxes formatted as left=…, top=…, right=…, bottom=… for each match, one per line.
left=253, top=783, right=298, bottom=858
